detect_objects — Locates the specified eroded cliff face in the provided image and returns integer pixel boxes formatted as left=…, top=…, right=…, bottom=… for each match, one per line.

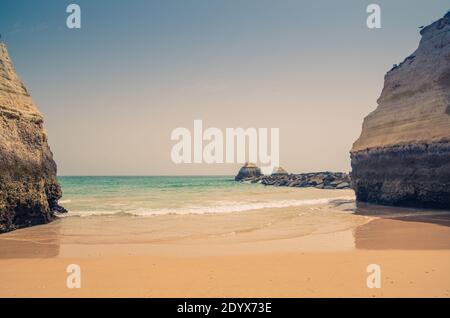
left=351, top=12, right=450, bottom=209
left=0, top=42, right=65, bottom=233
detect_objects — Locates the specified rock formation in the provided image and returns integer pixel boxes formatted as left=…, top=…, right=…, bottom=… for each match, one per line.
left=271, top=166, right=288, bottom=176
left=235, top=162, right=262, bottom=181
left=235, top=164, right=351, bottom=189
left=0, top=42, right=65, bottom=233
left=351, top=12, right=450, bottom=209
left=258, top=171, right=351, bottom=189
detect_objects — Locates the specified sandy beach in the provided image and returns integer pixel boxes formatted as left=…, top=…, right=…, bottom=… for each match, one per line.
left=1, top=1, right=449, bottom=302
left=1, top=194, right=449, bottom=298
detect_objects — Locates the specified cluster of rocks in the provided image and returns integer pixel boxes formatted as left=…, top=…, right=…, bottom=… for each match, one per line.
left=235, top=163, right=351, bottom=190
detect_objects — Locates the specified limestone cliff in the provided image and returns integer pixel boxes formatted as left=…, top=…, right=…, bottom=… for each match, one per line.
left=351, top=12, right=450, bottom=208
left=0, top=42, right=65, bottom=233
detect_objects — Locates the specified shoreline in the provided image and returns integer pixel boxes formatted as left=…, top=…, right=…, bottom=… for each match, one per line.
left=1, top=199, right=449, bottom=297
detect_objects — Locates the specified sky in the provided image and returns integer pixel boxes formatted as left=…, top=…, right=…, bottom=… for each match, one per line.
left=0, top=0, right=449, bottom=176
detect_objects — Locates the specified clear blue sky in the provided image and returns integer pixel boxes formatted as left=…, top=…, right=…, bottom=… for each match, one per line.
left=1, top=1, right=448, bottom=175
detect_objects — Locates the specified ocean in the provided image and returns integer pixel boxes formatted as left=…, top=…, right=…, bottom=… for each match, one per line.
left=58, top=176, right=355, bottom=217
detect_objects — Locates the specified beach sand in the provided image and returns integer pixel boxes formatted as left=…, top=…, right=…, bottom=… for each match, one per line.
left=1, top=196, right=450, bottom=297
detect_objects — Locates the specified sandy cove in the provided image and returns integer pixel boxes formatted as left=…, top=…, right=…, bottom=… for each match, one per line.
left=1, top=199, right=450, bottom=298
left=2, top=250, right=449, bottom=298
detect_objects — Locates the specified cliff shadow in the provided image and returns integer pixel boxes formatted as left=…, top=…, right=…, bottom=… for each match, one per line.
left=0, top=219, right=62, bottom=259
left=330, top=200, right=450, bottom=250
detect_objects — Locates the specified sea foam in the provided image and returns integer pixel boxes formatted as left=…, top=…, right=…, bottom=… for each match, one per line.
left=62, top=196, right=355, bottom=217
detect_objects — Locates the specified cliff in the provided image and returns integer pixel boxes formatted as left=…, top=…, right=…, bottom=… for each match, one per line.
left=350, top=12, right=450, bottom=208
left=0, top=42, right=65, bottom=233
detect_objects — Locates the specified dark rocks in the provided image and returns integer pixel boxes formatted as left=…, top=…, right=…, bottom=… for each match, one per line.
left=235, top=165, right=352, bottom=190
left=0, top=42, right=65, bottom=233
left=336, top=182, right=351, bottom=189
left=234, top=162, right=262, bottom=181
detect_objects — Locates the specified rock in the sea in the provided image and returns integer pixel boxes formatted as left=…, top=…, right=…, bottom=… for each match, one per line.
left=351, top=12, right=450, bottom=209
left=271, top=166, right=288, bottom=176
left=234, top=162, right=263, bottom=181
left=238, top=168, right=351, bottom=190
left=0, top=42, right=65, bottom=233
left=336, top=182, right=350, bottom=190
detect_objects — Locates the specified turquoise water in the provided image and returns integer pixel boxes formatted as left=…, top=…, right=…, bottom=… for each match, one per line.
left=60, top=176, right=243, bottom=196
left=58, top=176, right=354, bottom=217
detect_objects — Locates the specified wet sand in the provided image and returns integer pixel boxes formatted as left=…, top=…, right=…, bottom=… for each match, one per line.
left=0, top=202, right=450, bottom=297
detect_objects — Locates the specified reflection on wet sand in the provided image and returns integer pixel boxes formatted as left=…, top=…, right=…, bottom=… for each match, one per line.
left=0, top=220, right=61, bottom=259
left=350, top=202, right=450, bottom=250
left=1, top=201, right=449, bottom=297
left=1, top=200, right=450, bottom=259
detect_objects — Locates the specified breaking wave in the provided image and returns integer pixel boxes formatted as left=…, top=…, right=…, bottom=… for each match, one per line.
left=60, top=196, right=355, bottom=217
